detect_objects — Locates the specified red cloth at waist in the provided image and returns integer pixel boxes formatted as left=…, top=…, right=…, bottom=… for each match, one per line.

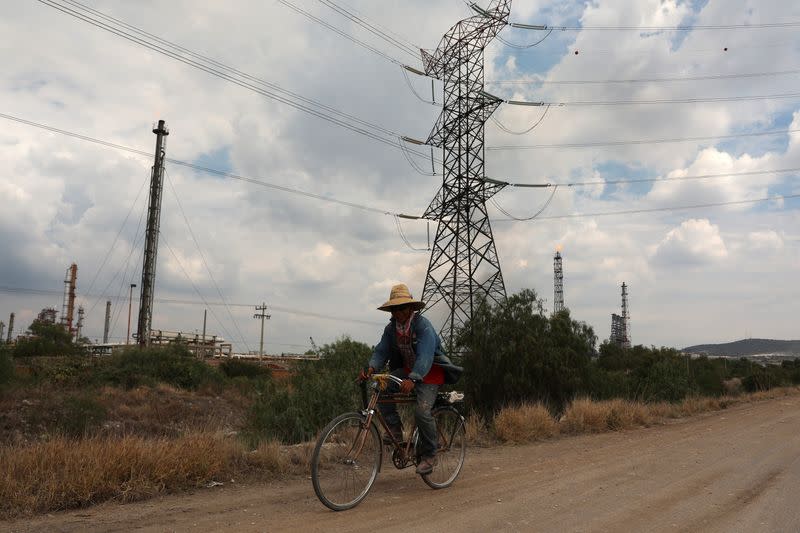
left=404, top=363, right=444, bottom=385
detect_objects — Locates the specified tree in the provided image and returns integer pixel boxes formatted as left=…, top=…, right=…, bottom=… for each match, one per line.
left=457, top=289, right=596, bottom=416
left=13, top=319, right=85, bottom=357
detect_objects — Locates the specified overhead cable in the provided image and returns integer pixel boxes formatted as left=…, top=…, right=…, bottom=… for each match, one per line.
left=493, top=193, right=800, bottom=222
left=165, top=168, right=252, bottom=352
left=38, top=0, right=437, bottom=162
left=276, top=0, right=407, bottom=65
left=487, top=67, right=800, bottom=86
left=487, top=127, right=800, bottom=150
left=496, top=28, right=553, bottom=49
left=490, top=185, right=559, bottom=221
left=490, top=166, right=800, bottom=189
left=508, top=20, right=800, bottom=31
left=0, top=112, right=422, bottom=219
left=317, top=0, right=421, bottom=57
left=0, top=285, right=385, bottom=327
left=491, top=91, right=800, bottom=107
left=490, top=104, right=550, bottom=135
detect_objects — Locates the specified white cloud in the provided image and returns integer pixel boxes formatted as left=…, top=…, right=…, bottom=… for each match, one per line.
left=651, top=218, right=728, bottom=267
left=1, top=0, right=799, bottom=351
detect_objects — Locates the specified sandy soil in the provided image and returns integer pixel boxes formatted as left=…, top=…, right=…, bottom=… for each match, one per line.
left=5, top=395, right=800, bottom=533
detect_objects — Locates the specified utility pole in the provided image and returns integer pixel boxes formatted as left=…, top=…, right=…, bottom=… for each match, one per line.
left=137, top=119, right=169, bottom=346
left=413, top=0, right=511, bottom=355
left=0, top=321, right=5, bottom=344
left=127, top=283, right=137, bottom=345
left=254, top=303, right=271, bottom=359
left=103, top=301, right=111, bottom=343
left=201, top=309, right=207, bottom=357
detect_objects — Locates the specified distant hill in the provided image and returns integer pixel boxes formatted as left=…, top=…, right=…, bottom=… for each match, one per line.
left=682, top=339, right=800, bottom=357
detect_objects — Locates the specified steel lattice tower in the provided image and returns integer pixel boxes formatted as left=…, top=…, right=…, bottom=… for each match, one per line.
left=419, top=0, right=511, bottom=353
left=553, top=251, right=564, bottom=313
left=621, top=282, right=631, bottom=348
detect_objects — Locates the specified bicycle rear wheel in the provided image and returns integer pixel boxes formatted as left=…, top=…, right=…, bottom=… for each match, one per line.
left=311, top=412, right=382, bottom=511
left=422, top=406, right=466, bottom=489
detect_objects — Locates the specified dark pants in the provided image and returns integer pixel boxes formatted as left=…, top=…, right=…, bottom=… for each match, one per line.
left=379, top=368, right=439, bottom=458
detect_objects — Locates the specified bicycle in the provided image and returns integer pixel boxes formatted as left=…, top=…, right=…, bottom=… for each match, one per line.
left=311, top=373, right=467, bottom=511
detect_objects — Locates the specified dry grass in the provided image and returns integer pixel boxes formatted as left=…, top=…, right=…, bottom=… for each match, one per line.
left=493, top=403, right=557, bottom=443
left=464, top=412, right=495, bottom=447
left=0, top=432, right=285, bottom=519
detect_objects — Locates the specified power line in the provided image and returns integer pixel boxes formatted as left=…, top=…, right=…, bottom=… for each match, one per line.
left=0, top=112, right=422, bottom=219
left=489, top=166, right=800, bottom=189
left=487, top=127, right=800, bottom=150
left=275, top=0, right=408, bottom=65
left=316, top=0, right=421, bottom=57
left=164, top=168, right=252, bottom=353
left=497, top=92, right=800, bottom=107
left=37, top=0, right=437, bottom=162
left=509, top=20, right=800, bottom=31
left=0, top=286, right=385, bottom=327
left=493, top=192, right=800, bottom=222
left=487, top=67, right=800, bottom=86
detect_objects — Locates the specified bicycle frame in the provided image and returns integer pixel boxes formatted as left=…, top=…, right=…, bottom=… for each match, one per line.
left=359, top=375, right=419, bottom=468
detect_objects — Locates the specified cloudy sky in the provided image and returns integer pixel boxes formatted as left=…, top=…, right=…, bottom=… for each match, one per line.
left=1, top=0, right=798, bottom=354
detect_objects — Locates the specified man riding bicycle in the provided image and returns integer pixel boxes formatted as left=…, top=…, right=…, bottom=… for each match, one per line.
left=358, top=283, right=462, bottom=475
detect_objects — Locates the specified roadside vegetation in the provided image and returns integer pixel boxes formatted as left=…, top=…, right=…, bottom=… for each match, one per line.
left=1, top=297, right=799, bottom=519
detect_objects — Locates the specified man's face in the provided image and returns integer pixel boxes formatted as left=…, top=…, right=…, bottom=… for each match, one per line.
left=391, top=304, right=413, bottom=323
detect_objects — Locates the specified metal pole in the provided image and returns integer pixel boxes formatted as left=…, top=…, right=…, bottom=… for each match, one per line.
left=254, top=303, right=270, bottom=360
left=127, top=283, right=136, bottom=344
left=137, top=119, right=169, bottom=346
left=7, top=313, right=14, bottom=343
left=103, top=301, right=111, bottom=343
left=202, top=309, right=207, bottom=357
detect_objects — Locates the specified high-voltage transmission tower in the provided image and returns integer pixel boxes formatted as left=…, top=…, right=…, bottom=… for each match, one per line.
left=137, top=119, right=169, bottom=346
left=416, top=0, right=512, bottom=353
left=553, top=251, right=564, bottom=313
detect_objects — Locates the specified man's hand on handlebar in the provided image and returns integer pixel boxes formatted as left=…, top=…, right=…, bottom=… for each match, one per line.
left=399, top=379, right=415, bottom=394
left=358, top=366, right=375, bottom=382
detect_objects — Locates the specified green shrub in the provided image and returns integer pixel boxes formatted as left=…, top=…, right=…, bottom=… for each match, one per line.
left=100, top=345, right=223, bottom=390
left=457, top=290, right=596, bottom=417
left=57, top=394, right=108, bottom=437
left=12, top=320, right=85, bottom=357
left=0, top=345, right=13, bottom=386
left=245, top=336, right=370, bottom=444
left=218, top=358, right=271, bottom=380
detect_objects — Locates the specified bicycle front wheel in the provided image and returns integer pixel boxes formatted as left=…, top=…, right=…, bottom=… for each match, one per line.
left=422, top=406, right=466, bottom=489
left=311, top=412, right=382, bottom=511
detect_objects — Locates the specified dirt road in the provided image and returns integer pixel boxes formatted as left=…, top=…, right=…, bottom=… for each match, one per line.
left=6, top=396, right=800, bottom=533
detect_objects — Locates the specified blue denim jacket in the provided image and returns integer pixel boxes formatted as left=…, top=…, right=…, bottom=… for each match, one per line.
left=368, top=314, right=445, bottom=382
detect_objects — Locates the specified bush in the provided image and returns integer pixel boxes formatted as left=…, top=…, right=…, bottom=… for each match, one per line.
left=0, top=345, right=13, bottom=386
left=457, top=290, right=596, bottom=417
left=218, top=359, right=271, bottom=381
left=100, top=345, right=223, bottom=390
left=493, top=403, right=557, bottom=443
left=13, top=320, right=85, bottom=358
left=245, top=336, right=370, bottom=444
left=57, top=394, right=108, bottom=438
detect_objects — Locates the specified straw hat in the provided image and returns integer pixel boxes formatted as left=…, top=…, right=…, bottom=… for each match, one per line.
left=378, top=284, right=426, bottom=312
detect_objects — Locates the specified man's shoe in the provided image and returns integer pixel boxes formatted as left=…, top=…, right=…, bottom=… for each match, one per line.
left=382, top=426, right=403, bottom=445
left=415, top=455, right=437, bottom=475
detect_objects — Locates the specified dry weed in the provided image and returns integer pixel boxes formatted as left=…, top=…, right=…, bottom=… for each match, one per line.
left=560, top=398, right=609, bottom=434
left=0, top=432, right=240, bottom=519
left=464, top=413, right=495, bottom=447
left=493, top=403, right=557, bottom=443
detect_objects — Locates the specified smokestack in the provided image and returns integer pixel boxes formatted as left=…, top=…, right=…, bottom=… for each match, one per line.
left=103, top=301, right=111, bottom=343
left=7, top=313, right=15, bottom=343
